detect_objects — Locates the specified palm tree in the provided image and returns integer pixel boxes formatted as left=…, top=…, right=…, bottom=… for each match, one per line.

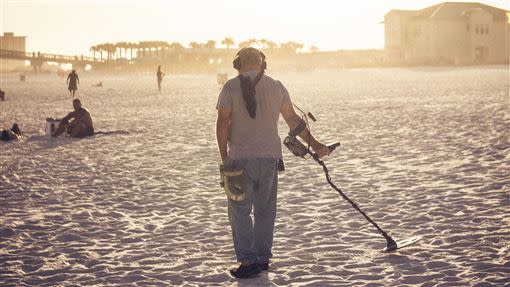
left=138, top=41, right=151, bottom=57
left=116, top=42, right=129, bottom=59
left=170, top=42, right=185, bottom=51
left=280, top=41, right=304, bottom=54
left=127, top=42, right=137, bottom=59
left=90, top=45, right=98, bottom=61
left=238, top=38, right=258, bottom=49
left=189, top=42, right=201, bottom=49
left=221, top=37, right=235, bottom=49
left=205, top=40, right=216, bottom=49
left=96, top=44, right=106, bottom=61
left=258, top=39, right=277, bottom=50
left=159, top=41, right=169, bottom=59
left=103, top=43, right=116, bottom=61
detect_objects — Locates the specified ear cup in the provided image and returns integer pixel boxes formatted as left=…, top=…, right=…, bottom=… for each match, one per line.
left=260, top=51, right=267, bottom=70
left=233, top=48, right=267, bottom=71
left=233, top=48, right=245, bottom=70
left=233, top=56, right=241, bottom=70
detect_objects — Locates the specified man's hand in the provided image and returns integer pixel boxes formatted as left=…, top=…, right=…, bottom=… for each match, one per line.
left=312, top=142, right=330, bottom=158
left=281, top=102, right=330, bottom=158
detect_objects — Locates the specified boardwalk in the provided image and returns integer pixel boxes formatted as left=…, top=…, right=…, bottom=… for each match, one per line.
left=0, top=48, right=234, bottom=72
left=0, top=49, right=107, bottom=70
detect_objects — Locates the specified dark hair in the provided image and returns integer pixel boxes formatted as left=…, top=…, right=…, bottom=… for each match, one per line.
left=238, top=72, right=263, bottom=119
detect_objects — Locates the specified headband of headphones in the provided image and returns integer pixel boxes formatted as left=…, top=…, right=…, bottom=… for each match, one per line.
left=233, top=47, right=267, bottom=71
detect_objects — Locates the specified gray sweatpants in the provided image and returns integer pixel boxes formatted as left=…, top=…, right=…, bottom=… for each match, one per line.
left=227, top=158, right=279, bottom=266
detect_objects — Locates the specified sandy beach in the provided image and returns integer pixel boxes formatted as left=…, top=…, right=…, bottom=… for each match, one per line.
left=1, top=67, right=509, bottom=286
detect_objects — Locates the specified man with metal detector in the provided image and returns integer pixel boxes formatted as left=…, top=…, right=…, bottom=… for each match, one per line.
left=216, top=47, right=331, bottom=279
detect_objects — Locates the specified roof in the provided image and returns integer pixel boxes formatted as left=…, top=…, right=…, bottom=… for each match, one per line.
left=386, top=2, right=509, bottom=22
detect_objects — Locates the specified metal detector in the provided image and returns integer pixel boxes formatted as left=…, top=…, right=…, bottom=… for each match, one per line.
left=284, top=106, right=421, bottom=252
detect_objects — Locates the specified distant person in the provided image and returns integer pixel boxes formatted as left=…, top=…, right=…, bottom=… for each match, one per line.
left=1, top=123, right=22, bottom=141
left=156, top=65, right=165, bottom=93
left=67, top=70, right=80, bottom=97
left=52, top=99, right=94, bottom=138
left=0, top=89, right=5, bottom=101
left=94, top=81, right=103, bottom=87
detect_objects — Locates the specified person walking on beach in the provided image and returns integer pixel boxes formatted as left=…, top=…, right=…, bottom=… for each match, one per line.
left=67, top=70, right=80, bottom=97
left=156, top=65, right=165, bottom=93
left=216, top=47, right=330, bottom=279
left=52, top=99, right=94, bottom=138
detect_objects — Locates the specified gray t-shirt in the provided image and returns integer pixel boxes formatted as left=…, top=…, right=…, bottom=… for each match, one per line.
left=216, top=70, right=291, bottom=159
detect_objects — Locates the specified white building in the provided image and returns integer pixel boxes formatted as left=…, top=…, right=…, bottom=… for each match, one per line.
left=0, top=32, right=27, bottom=71
left=385, top=2, right=510, bottom=64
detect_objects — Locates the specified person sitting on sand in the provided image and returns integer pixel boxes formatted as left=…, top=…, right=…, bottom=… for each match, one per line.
left=67, top=70, right=80, bottom=97
left=52, top=99, right=94, bottom=138
left=1, top=123, right=22, bottom=141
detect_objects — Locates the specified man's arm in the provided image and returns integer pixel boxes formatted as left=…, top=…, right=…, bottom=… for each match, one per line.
left=216, top=107, right=231, bottom=164
left=280, top=102, right=330, bottom=158
left=61, top=111, right=76, bottom=123
left=76, top=75, right=80, bottom=84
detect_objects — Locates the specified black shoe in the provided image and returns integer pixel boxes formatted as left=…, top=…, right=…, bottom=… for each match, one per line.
left=229, top=263, right=261, bottom=279
left=258, top=262, right=269, bottom=271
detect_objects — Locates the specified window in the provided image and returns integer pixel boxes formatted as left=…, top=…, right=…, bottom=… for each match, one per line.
left=475, top=25, right=479, bottom=34
left=485, top=24, right=489, bottom=34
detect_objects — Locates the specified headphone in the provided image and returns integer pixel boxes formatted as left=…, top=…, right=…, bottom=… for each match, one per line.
left=233, top=48, right=267, bottom=71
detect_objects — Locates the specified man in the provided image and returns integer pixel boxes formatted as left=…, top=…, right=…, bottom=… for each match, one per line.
left=52, top=99, right=94, bottom=138
left=156, top=65, right=165, bottom=93
left=67, top=70, right=80, bottom=97
left=216, top=47, right=330, bottom=279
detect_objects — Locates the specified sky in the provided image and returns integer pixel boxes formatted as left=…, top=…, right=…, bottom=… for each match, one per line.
left=1, top=0, right=509, bottom=55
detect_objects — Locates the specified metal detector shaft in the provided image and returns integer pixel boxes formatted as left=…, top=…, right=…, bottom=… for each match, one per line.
left=311, top=146, right=397, bottom=250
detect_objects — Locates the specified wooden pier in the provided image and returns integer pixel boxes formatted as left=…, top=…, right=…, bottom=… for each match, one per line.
left=0, top=49, right=107, bottom=71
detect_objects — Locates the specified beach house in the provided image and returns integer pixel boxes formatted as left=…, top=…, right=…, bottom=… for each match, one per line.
left=0, top=32, right=27, bottom=71
left=384, top=2, right=510, bottom=64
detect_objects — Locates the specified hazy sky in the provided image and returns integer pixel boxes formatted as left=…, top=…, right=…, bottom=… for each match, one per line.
left=1, top=0, right=509, bottom=55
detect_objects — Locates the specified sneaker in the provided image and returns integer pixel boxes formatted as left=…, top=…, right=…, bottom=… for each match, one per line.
left=258, top=262, right=269, bottom=271
left=229, top=263, right=261, bottom=279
